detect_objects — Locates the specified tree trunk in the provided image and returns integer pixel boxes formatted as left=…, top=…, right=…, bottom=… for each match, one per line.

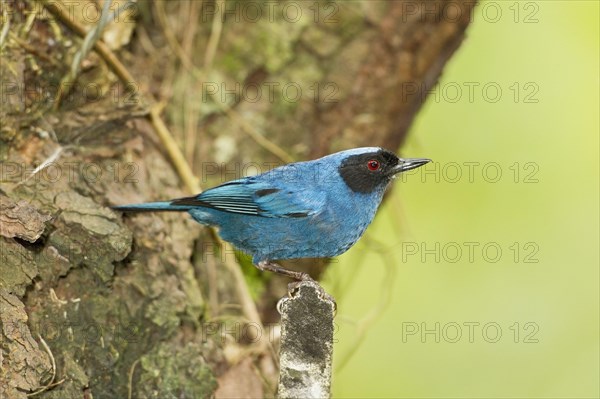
left=0, top=1, right=476, bottom=397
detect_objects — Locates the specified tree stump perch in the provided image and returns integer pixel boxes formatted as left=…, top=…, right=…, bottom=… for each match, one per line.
left=277, top=280, right=336, bottom=399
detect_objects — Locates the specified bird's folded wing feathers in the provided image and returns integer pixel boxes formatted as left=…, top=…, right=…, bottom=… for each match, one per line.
left=171, top=180, right=325, bottom=218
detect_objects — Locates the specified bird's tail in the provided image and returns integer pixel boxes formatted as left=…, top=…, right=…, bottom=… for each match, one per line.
left=112, top=201, right=191, bottom=212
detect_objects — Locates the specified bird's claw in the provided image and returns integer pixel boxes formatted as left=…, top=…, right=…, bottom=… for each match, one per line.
left=299, top=272, right=313, bottom=281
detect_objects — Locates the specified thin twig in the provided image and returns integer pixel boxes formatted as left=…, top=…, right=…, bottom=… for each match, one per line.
left=8, top=32, right=53, bottom=62
left=154, top=1, right=193, bottom=70
left=182, top=1, right=202, bottom=169
left=27, top=335, right=66, bottom=396
left=127, top=358, right=140, bottom=399
left=181, top=1, right=201, bottom=57
left=205, top=246, right=220, bottom=317
left=54, top=0, right=113, bottom=108
left=153, top=1, right=199, bottom=167
left=149, top=102, right=201, bottom=193
left=20, top=6, right=38, bottom=37
left=0, top=10, right=10, bottom=49
left=40, top=0, right=136, bottom=84
left=39, top=334, right=56, bottom=384
left=203, top=0, right=224, bottom=71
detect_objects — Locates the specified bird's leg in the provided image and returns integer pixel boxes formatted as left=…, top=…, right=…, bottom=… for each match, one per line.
left=255, top=260, right=312, bottom=281
left=256, top=261, right=337, bottom=311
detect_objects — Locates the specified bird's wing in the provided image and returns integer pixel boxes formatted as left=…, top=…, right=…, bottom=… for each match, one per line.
left=170, top=179, right=325, bottom=218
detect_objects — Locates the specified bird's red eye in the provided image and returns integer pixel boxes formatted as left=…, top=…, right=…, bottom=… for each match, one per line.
left=367, top=160, right=380, bottom=171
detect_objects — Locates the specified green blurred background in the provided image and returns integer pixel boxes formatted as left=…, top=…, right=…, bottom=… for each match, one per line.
left=325, top=1, right=600, bottom=397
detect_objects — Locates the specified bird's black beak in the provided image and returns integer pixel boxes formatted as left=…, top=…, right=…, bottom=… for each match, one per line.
left=390, top=158, right=431, bottom=175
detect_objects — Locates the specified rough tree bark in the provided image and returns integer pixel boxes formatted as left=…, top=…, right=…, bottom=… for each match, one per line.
left=0, top=1, right=476, bottom=397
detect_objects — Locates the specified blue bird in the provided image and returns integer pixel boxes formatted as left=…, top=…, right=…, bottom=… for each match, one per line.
left=113, top=147, right=430, bottom=280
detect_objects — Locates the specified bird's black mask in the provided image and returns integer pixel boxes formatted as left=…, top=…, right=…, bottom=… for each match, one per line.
left=338, top=149, right=401, bottom=194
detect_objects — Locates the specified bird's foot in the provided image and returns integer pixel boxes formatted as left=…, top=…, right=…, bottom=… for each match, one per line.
left=256, top=260, right=337, bottom=312
left=255, top=260, right=309, bottom=281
